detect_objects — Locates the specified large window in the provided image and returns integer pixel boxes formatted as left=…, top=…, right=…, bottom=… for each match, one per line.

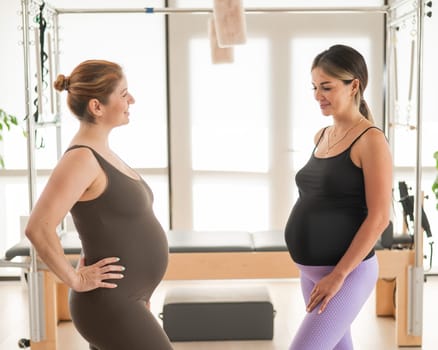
left=168, top=5, right=385, bottom=231
left=190, top=38, right=270, bottom=173
left=189, top=38, right=270, bottom=231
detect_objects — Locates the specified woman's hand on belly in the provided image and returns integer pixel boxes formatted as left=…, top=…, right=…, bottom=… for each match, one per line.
left=72, top=256, right=125, bottom=292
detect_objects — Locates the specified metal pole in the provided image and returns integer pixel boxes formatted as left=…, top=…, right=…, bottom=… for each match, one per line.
left=55, top=6, right=388, bottom=15
left=413, top=0, right=425, bottom=291
left=383, top=12, right=391, bottom=137
left=408, top=0, right=425, bottom=336
left=52, top=11, right=67, bottom=234
left=21, top=0, right=45, bottom=342
left=47, top=31, right=54, bottom=115
left=386, top=26, right=396, bottom=147
left=0, top=260, right=30, bottom=269
left=53, top=13, right=62, bottom=162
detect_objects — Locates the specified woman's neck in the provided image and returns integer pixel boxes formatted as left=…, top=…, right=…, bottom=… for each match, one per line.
left=70, top=123, right=111, bottom=151
left=331, top=113, right=364, bottom=135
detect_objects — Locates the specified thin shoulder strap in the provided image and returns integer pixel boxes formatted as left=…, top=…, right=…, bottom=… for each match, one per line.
left=314, top=127, right=329, bottom=150
left=64, top=144, right=105, bottom=162
left=349, top=126, right=382, bottom=148
left=64, top=145, right=118, bottom=182
left=66, top=144, right=96, bottom=155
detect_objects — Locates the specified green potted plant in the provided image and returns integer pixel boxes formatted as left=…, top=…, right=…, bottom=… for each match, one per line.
left=433, top=151, right=438, bottom=210
left=0, top=108, right=19, bottom=168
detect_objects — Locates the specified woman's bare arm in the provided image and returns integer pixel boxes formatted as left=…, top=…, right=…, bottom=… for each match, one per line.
left=25, top=148, right=124, bottom=291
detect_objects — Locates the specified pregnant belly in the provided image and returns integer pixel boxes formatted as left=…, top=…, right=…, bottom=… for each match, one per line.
left=285, top=203, right=365, bottom=265
left=83, top=230, right=169, bottom=301
left=116, top=234, right=169, bottom=300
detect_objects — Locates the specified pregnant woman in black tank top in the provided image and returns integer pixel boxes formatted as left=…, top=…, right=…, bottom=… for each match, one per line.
left=283, top=45, right=393, bottom=349
left=25, top=60, right=173, bottom=349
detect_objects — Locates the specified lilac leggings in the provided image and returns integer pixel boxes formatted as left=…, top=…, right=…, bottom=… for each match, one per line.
left=289, top=255, right=378, bottom=350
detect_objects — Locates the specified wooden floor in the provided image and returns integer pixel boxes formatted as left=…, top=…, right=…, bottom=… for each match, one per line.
left=1, top=276, right=437, bottom=350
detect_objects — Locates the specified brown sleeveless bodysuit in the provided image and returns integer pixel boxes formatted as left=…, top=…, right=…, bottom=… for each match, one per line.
left=67, top=145, right=172, bottom=350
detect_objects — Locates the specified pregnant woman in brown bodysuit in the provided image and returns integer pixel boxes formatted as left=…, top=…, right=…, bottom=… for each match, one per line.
left=25, top=60, right=173, bottom=349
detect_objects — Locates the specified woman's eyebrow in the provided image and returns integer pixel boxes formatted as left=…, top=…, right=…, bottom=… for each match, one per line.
left=312, top=81, right=332, bottom=87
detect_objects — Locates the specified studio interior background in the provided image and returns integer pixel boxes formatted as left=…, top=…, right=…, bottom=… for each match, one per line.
left=0, top=0, right=437, bottom=277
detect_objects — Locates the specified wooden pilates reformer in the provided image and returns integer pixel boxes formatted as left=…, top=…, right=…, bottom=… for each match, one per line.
left=2, top=230, right=421, bottom=349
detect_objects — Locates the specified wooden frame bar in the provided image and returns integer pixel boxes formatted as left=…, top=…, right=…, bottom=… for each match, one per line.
left=375, top=250, right=421, bottom=346
left=164, top=251, right=299, bottom=280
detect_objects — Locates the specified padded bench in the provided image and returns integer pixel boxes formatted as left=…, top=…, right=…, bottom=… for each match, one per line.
left=1, top=229, right=421, bottom=348
left=4, top=232, right=81, bottom=261
left=4, top=229, right=286, bottom=258
left=161, top=285, right=274, bottom=341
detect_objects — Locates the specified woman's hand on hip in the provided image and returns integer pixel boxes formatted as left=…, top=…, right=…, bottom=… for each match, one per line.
left=306, top=271, right=345, bottom=314
left=72, top=256, right=125, bottom=292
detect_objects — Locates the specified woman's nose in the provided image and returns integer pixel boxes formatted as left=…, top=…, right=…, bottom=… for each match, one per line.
left=314, top=89, right=322, bottom=101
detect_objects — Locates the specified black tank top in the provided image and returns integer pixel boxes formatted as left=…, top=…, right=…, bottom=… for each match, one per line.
left=284, top=127, right=379, bottom=266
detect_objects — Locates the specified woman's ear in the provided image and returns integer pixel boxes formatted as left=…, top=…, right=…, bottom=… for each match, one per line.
left=351, top=78, right=360, bottom=96
left=87, top=98, right=103, bottom=119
